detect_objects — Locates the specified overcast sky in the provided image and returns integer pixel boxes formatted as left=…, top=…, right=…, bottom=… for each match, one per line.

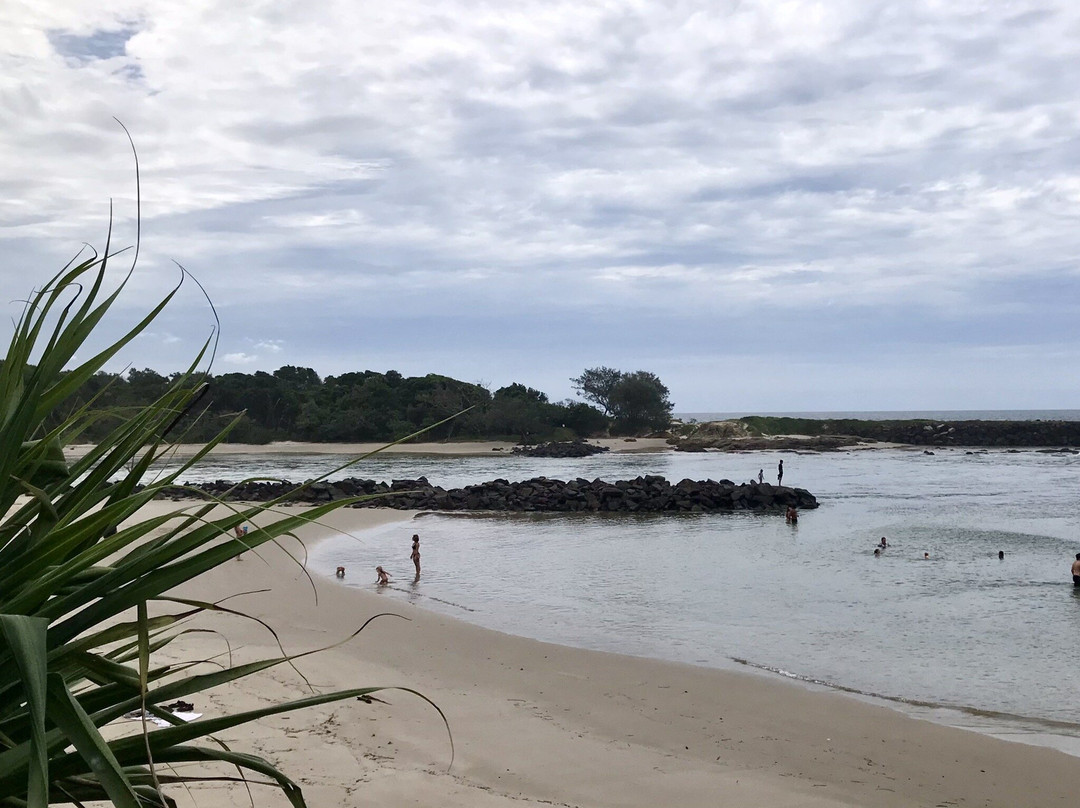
left=3, top=1, right=1080, bottom=412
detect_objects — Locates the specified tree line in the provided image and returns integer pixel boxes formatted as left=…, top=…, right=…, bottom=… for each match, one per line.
left=41, top=364, right=673, bottom=444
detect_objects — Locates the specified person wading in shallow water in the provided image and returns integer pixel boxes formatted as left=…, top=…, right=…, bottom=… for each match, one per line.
left=410, top=534, right=421, bottom=580
left=777, top=459, right=784, bottom=486
left=1072, top=553, right=1080, bottom=587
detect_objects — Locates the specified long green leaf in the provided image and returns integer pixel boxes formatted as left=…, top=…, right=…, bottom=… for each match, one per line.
left=42, top=674, right=144, bottom=808
left=0, top=616, right=49, bottom=808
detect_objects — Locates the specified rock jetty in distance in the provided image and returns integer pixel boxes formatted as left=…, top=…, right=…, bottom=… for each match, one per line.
left=162, top=476, right=818, bottom=514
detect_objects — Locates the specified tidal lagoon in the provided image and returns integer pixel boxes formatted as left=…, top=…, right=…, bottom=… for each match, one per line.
left=162, top=443, right=1080, bottom=753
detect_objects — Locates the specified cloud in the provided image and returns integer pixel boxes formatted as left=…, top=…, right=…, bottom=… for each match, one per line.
left=4, top=1, right=1080, bottom=409
left=144, top=330, right=182, bottom=345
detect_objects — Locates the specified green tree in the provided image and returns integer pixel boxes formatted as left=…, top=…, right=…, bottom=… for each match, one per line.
left=273, top=365, right=321, bottom=389
left=569, top=366, right=623, bottom=415
left=487, top=384, right=551, bottom=442
left=608, top=370, right=673, bottom=435
left=551, top=399, right=609, bottom=437
left=124, top=368, right=170, bottom=404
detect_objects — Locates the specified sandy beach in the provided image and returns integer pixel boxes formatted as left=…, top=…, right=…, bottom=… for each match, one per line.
left=132, top=502, right=1080, bottom=807
left=64, top=437, right=672, bottom=461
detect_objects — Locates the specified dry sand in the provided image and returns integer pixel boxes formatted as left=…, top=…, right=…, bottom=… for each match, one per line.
left=128, top=502, right=1080, bottom=807
left=65, top=437, right=671, bottom=460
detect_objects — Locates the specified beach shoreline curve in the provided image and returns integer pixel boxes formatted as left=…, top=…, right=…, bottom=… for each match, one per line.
left=152, top=502, right=1080, bottom=807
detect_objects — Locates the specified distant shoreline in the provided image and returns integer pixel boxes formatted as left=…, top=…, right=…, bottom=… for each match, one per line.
left=680, top=409, right=1080, bottom=422
left=62, top=437, right=673, bottom=460
left=63, top=428, right=1080, bottom=461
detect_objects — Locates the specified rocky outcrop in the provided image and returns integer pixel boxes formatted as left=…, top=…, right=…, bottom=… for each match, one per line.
left=160, top=476, right=818, bottom=513
left=670, top=419, right=865, bottom=451
left=732, top=417, right=1080, bottom=448
left=511, top=440, right=609, bottom=458
left=838, top=420, right=1080, bottom=447
left=673, top=435, right=863, bottom=452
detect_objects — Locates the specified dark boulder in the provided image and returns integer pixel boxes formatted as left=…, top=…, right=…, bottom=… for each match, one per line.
left=511, top=440, right=610, bottom=458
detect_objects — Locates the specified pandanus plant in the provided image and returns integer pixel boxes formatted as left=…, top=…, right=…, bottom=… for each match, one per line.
left=0, top=212, right=441, bottom=805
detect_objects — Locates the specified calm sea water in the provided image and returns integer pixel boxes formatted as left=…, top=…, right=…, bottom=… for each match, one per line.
left=679, top=409, right=1080, bottom=421
left=164, top=446, right=1080, bottom=753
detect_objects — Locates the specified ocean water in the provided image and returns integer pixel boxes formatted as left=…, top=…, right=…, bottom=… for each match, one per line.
left=164, top=447, right=1080, bottom=752
left=679, top=409, right=1080, bottom=422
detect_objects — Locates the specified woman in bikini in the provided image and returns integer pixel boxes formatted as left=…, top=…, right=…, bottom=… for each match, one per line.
left=410, top=534, right=421, bottom=579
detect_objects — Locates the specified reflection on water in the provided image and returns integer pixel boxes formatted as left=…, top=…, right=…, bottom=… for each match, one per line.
left=167, top=447, right=1080, bottom=749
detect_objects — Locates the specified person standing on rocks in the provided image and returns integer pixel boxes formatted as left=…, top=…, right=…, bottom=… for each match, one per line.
left=757, top=469, right=764, bottom=484
left=410, top=534, right=421, bottom=580
left=777, top=459, right=784, bottom=486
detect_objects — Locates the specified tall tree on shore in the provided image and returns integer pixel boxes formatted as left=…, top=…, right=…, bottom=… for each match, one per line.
left=608, top=370, right=673, bottom=434
left=571, top=367, right=674, bottom=435
left=569, top=366, right=623, bottom=415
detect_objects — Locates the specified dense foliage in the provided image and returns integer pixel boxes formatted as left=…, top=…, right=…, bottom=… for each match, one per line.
left=42, top=365, right=636, bottom=444
left=571, top=367, right=674, bottom=435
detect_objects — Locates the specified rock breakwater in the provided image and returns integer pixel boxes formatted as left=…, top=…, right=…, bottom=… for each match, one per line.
left=161, top=476, right=818, bottom=513
left=510, top=440, right=609, bottom=458
left=732, top=416, right=1080, bottom=448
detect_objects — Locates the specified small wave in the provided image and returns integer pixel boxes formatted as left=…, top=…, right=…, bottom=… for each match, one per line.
left=732, top=658, right=1080, bottom=734
left=980, top=580, right=1077, bottom=589
left=372, top=584, right=477, bottom=612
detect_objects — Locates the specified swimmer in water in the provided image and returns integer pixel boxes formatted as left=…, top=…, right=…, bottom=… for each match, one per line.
left=376, top=566, right=390, bottom=585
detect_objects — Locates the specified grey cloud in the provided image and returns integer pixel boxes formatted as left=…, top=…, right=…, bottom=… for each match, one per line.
left=1005, top=9, right=1058, bottom=28
left=6, top=1, right=1080, bottom=410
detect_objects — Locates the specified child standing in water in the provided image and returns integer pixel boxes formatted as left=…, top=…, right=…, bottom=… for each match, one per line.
left=410, top=534, right=421, bottom=579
